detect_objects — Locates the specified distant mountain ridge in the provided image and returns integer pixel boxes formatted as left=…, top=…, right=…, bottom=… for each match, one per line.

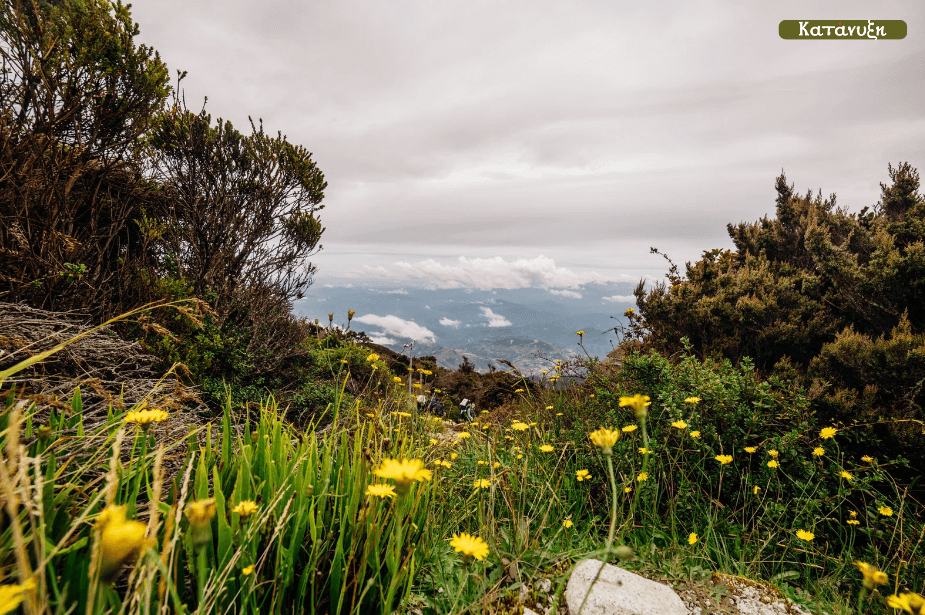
left=410, top=335, right=576, bottom=374
left=295, top=279, right=638, bottom=374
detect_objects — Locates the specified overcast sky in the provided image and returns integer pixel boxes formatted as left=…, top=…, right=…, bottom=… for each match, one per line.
left=131, top=0, right=924, bottom=289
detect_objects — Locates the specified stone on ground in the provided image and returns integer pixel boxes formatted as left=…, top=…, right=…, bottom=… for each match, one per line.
left=565, top=559, right=688, bottom=615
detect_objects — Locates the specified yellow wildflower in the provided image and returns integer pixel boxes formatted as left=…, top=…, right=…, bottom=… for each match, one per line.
left=242, top=565, right=254, bottom=576
left=768, top=450, right=779, bottom=458
left=819, top=427, right=838, bottom=439
left=684, top=396, right=701, bottom=404
left=449, top=532, right=489, bottom=562
left=619, top=394, right=650, bottom=419
left=575, top=469, right=591, bottom=482
left=124, top=409, right=169, bottom=426
left=767, top=460, right=779, bottom=468
left=847, top=519, right=860, bottom=525
left=473, top=479, right=491, bottom=489
left=366, top=353, right=379, bottom=362
left=812, top=447, right=824, bottom=457
left=373, top=458, right=432, bottom=495
left=232, top=501, right=259, bottom=518
left=671, top=420, right=688, bottom=429
left=744, top=447, right=757, bottom=454
left=715, top=455, right=733, bottom=465
left=886, top=592, right=924, bottom=614
left=563, top=519, right=574, bottom=528
left=689, top=431, right=701, bottom=438
left=365, top=483, right=397, bottom=499
left=186, top=499, right=216, bottom=526
left=589, top=428, right=620, bottom=455
left=840, top=471, right=853, bottom=480
left=97, top=505, right=148, bottom=582
left=539, top=444, right=554, bottom=453
left=753, top=486, right=760, bottom=494
left=457, top=432, right=470, bottom=440
left=861, top=455, right=873, bottom=463
left=511, top=421, right=529, bottom=431
left=878, top=506, right=893, bottom=516
left=795, top=529, right=814, bottom=541
left=0, top=582, right=34, bottom=614
left=854, top=561, right=888, bottom=589
left=622, top=425, right=638, bottom=433
left=546, top=405, right=554, bottom=410
left=637, top=472, right=648, bottom=482
left=688, top=533, right=698, bottom=545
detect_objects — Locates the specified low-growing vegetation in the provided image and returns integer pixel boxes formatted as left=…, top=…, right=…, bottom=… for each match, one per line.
left=1, top=321, right=922, bottom=614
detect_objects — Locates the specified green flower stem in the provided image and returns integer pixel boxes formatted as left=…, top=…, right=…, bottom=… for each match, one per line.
left=196, top=546, right=207, bottom=608
left=606, top=454, right=618, bottom=548
left=448, top=560, right=470, bottom=615
left=622, top=417, right=650, bottom=535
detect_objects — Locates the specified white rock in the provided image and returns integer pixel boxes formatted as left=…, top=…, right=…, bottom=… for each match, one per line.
left=565, top=559, right=688, bottom=615
left=538, top=578, right=553, bottom=594
left=519, top=583, right=530, bottom=603
left=524, top=609, right=540, bottom=615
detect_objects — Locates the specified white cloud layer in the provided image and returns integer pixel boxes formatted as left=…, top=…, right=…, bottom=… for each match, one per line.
left=603, top=295, right=636, bottom=303
left=354, top=314, right=436, bottom=342
left=480, top=307, right=512, bottom=327
left=369, top=334, right=398, bottom=345
left=440, top=317, right=461, bottom=327
left=363, top=255, right=606, bottom=290
left=549, top=289, right=582, bottom=299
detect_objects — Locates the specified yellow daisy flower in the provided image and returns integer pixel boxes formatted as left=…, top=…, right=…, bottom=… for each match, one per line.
left=795, top=529, right=814, bottom=541
left=449, top=532, right=489, bottom=561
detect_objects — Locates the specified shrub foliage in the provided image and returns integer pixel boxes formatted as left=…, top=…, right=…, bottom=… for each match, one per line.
left=631, top=164, right=925, bottom=464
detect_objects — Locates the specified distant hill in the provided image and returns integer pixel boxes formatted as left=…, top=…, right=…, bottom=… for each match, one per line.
left=410, top=335, right=576, bottom=374
left=295, top=280, right=638, bottom=373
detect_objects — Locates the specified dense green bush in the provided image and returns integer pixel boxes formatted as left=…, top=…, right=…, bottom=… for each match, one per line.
left=631, top=164, right=925, bottom=467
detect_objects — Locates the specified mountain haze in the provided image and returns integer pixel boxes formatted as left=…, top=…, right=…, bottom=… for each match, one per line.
left=294, top=280, right=640, bottom=373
